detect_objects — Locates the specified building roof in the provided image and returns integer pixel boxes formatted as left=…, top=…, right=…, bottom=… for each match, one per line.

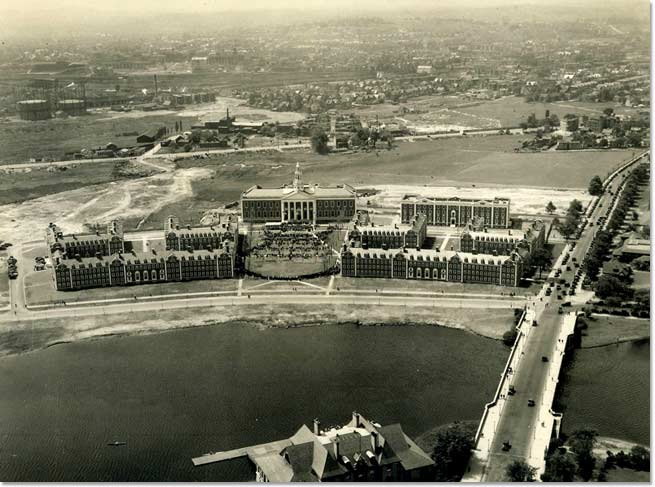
left=242, top=162, right=355, bottom=200
left=353, top=214, right=426, bottom=235
left=55, top=247, right=232, bottom=269
left=234, top=413, right=434, bottom=483
left=344, top=246, right=520, bottom=266
left=402, top=195, right=510, bottom=205
left=242, top=184, right=355, bottom=200
left=46, top=223, right=122, bottom=249
left=165, top=224, right=235, bottom=238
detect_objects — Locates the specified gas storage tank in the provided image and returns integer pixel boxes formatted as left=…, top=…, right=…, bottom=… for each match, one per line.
left=59, top=99, right=86, bottom=116
left=17, top=99, right=51, bottom=121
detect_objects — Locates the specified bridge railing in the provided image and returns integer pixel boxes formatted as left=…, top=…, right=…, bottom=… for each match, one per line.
left=473, top=306, right=531, bottom=448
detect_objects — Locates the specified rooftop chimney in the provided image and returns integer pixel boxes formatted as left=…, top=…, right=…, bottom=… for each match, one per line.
left=313, top=418, right=321, bottom=435
left=371, top=431, right=380, bottom=452
left=352, top=411, right=361, bottom=427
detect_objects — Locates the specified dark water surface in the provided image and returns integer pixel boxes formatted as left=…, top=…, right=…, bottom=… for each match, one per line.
left=558, top=340, right=650, bottom=445
left=0, top=323, right=507, bottom=482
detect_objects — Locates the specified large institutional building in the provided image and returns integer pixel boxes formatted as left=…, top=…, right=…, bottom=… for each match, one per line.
left=193, top=412, right=434, bottom=482
left=348, top=214, right=427, bottom=250
left=48, top=218, right=237, bottom=291
left=401, top=195, right=510, bottom=229
left=460, top=220, right=546, bottom=259
left=341, top=247, right=523, bottom=286
left=241, top=163, right=356, bottom=224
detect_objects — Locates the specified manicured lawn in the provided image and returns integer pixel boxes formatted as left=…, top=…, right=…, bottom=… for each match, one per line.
left=333, top=276, right=537, bottom=296
left=246, top=257, right=337, bottom=278
left=24, top=270, right=239, bottom=306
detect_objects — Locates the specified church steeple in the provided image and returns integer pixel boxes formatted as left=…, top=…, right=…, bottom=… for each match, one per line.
left=293, top=162, right=303, bottom=190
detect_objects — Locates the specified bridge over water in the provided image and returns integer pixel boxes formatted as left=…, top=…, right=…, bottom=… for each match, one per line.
left=464, top=151, right=649, bottom=482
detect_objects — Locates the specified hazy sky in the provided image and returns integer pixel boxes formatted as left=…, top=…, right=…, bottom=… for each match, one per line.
left=0, top=0, right=647, bottom=40
left=3, top=0, right=646, bottom=14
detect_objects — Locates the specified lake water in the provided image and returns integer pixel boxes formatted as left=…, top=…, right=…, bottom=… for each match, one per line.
left=557, top=340, right=650, bottom=445
left=0, top=323, right=507, bottom=482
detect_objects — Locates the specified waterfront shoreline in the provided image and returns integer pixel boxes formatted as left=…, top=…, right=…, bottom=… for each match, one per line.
left=0, top=303, right=514, bottom=359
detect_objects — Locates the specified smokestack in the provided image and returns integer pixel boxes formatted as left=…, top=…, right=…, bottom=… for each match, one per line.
left=313, top=418, right=321, bottom=435
left=154, top=74, right=158, bottom=97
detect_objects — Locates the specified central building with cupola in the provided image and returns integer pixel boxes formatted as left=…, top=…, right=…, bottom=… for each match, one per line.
left=240, top=163, right=356, bottom=224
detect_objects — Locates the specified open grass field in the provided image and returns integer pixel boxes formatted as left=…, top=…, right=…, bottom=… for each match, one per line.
left=135, top=136, right=634, bottom=230
left=346, top=95, right=645, bottom=129
left=451, top=96, right=645, bottom=127
left=0, top=162, right=128, bottom=206
left=0, top=114, right=199, bottom=164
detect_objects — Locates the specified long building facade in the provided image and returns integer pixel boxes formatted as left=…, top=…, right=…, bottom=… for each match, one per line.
left=53, top=247, right=235, bottom=291
left=348, top=214, right=427, bottom=250
left=341, top=247, right=523, bottom=286
left=401, top=195, right=510, bottom=229
left=48, top=216, right=238, bottom=291
left=241, top=163, right=356, bottom=224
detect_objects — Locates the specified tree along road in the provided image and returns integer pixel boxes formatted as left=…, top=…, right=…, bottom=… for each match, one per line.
left=481, top=153, right=645, bottom=481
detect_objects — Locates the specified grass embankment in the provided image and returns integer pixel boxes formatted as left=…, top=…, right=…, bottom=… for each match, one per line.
left=579, top=314, right=650, bottom=348
left=0, top=303, right=515, bottom=358
left=24, top=271, right=239, bottom=306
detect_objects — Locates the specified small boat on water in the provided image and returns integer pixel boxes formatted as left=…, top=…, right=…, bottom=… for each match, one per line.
left=107, top=441, right=127, bottom=447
